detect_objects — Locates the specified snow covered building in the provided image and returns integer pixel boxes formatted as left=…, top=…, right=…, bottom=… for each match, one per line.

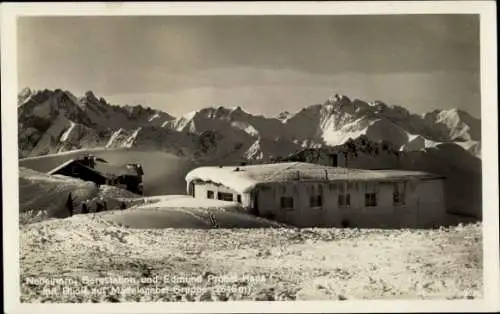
left=47, top=155, right=144, bottom=195
left=185, top=162, right=447, bottom=228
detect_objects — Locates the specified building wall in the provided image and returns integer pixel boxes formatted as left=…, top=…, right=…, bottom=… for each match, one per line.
left=192, top=181, right=250, bottom=206
left=252, top=178, right=446, bottom=228
left=190, top=178, right=446, bottom=228
left=412, top=180, right=447, bottom=227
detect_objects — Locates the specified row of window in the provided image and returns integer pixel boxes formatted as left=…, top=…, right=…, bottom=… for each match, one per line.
left=207, top=190, right=242, bottom=203
left=205, top=185, right=405, bottom=209
left=279, top=191, right=405, bottom=210
left=105, top=178, right=120, bottom=185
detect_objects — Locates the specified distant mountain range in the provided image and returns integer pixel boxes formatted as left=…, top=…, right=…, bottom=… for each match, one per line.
left=17, top=87, right=483, bottom=218
left=18, top=88, right=481, bottom=161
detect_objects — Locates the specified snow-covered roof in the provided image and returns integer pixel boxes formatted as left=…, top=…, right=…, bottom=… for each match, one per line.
left=47, top=158, right=137, bottom=178
left=93, top=162, right=137, bottom=177
left=47, top=159, right=77, bottom=175
left=185, top=162, right=443, bottom=193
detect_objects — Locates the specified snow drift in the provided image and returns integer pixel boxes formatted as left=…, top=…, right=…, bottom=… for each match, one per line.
left=101, top=195, right=285, bottom=229
left=19, top=167, right=138, bottom=224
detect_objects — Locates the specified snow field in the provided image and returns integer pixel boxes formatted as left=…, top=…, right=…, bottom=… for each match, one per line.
left=20, top=218, right=482, bottom=302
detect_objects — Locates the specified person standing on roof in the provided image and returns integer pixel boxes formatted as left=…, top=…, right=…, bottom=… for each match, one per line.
left=66, top=192, right=74, bottom=217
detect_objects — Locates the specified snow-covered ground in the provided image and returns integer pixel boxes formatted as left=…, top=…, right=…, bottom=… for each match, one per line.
left=101, top=195, right=285, bottom=229
left=18, top=164, right=483, bottom=302
left=20, top=217, right=482, bottom=302
left=18, top=165, right=284, bottom=228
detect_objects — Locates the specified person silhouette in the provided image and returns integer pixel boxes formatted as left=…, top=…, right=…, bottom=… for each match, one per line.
left=81, top=201, right=89, bottom=214
left=95, top=201, right=103, bottom=213
left=66, top=192, right=74, bottom=217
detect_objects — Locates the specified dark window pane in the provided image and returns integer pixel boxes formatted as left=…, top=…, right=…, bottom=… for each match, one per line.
left=217, top=192, right=233, bottom=202
left=280, top=197, right=294, bottom=210
left=207, top=190, right=214, bottom=199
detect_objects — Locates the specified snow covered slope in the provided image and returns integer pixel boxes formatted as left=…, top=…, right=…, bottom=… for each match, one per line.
left=283, top=94, right=480, bottom=156
left=20, top=218, right=482, bottom=302
left=18, top=89, right=175, bottom=158
left=18, top=167, right=139, bottom=224
left=164, top=93, right=481, bottom=159
left=102, top=195, right=285, bottom=229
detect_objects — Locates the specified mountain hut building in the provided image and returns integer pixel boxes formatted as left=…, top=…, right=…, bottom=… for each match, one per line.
left=185, top=162, right=446, bottom=228
left=47, top=155, right=144, bottom=195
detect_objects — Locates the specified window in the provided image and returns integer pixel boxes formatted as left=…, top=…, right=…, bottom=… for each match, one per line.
left=393, top=182, right=406, bottom=205
left=365, top=182, right=378, bottom=207
left=280, top=197, right=294, bottom=210
left=310, top=184, right=323, bottom=208
left=237, top=194, right=242, bottom=203
left=338, top=194, right=351, bottom=208
left=310, top=195, right=322, bottom=207
left=207, top=190, right=214, bottom=199
left=338, top=182, right=346, bottom=194
left=338, top=182, right=350, bottom=208
left=365, top=193, right=377, bottom=207
left=217, top=192, right=233, bottom=202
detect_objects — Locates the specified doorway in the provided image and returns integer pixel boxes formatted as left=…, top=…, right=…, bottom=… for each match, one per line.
left=329, top=154, right=338, bottom=167
left=251, top=190, right=260, bottom=216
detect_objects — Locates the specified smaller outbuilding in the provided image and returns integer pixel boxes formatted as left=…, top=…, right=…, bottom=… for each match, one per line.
left=185, top=162, right=447, bottom=228
left=47, top=154, right=144, bottom=195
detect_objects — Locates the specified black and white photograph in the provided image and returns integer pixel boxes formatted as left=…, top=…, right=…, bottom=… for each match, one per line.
left=2, top=2, right=499, bottom=313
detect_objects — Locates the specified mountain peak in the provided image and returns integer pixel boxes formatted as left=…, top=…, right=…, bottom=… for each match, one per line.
left=231, top=106, right=244, bottom=113
left=83, top=90, right=98, bottom=102
left=326, top=93, right=351, bottom=105
left=19, top=87, right=32, bottom=96
left=18, top=87, right=33, bottom=105
left=276, top=111, right=292, bottom=122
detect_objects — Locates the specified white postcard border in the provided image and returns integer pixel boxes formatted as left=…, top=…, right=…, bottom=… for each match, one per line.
left=2, top=2, right=498, bottom=313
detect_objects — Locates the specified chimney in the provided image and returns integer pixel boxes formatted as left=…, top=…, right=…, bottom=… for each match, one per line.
left=82, top=155, right=90, bottom=166
left=136, top=164, right=144, bottom=176
left=89, top=155, right=96, bottom=168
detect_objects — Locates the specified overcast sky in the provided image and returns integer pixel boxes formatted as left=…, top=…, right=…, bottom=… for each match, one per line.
left=18, top=15, right=480, bottom=118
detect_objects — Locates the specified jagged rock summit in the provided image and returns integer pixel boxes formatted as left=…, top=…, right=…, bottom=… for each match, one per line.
left=17, top=88, right=481, bottom=160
